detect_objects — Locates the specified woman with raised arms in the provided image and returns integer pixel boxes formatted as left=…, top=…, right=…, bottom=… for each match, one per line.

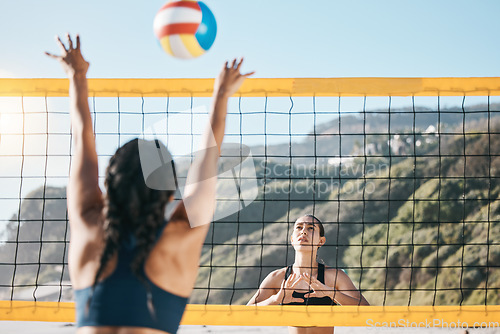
left=247, top=214, right=369, bottom=334
left=47, top=34, right=253, bottom=334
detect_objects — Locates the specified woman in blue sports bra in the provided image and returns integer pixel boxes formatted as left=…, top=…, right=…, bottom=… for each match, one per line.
left=247, top=215, right=370, bottom=334
left=46, top=34, right=254, bottom=334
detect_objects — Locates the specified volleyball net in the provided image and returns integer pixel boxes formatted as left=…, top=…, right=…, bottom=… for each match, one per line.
left=0, top=78, right=499, bottom=327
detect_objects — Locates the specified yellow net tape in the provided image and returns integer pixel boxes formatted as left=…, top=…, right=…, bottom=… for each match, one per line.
left=1, top=77, right=500, bottom=97
left=1, top=302, right=499, bottom=327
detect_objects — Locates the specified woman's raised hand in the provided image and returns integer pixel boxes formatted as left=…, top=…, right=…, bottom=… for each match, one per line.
left=46, top=34, right=89, bottom=78
left=213, top=58, right=254, bottom=99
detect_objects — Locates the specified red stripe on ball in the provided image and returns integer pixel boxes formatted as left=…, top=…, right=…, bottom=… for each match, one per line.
left=156, top=23, right=200, bottom=38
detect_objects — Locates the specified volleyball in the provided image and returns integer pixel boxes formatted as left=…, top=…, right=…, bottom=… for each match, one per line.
left=153, top=0, right=217, bottom=59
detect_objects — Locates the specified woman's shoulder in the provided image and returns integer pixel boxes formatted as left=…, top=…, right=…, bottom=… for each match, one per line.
left=323, top=265, right=348, bottom=277
left=271, top=266, right=288, bottom=276
left=323, top=265, right=352, bottom=287
left=323, top=265, right=347, bottom=274
left=263, top=267, right=288, bottom=283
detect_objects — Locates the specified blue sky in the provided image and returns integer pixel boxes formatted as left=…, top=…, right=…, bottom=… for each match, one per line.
left=1, top=0, right=500, bottom=78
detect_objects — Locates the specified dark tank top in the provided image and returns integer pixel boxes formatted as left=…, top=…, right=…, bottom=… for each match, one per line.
left=283, top=263, right=337, bottom=306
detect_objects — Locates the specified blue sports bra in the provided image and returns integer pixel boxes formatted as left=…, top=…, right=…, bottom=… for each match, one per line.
left=74, top=222, right=188, bottom=333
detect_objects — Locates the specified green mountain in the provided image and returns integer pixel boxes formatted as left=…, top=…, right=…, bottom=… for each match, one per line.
left=0, top=186, right=71, bottom=301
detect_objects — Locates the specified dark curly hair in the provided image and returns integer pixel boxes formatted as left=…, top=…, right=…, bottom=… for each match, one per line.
left=88, top=138, right=175, bottom=315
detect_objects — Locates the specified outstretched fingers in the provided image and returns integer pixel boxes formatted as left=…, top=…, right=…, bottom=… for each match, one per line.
left=67, top=33, right=74, bottom=50
left=242, top=70, right=255, bottom=78
left=46, top=33, right=89, bottom=77
left=222, top=58, right=255, bottom=76
left=55, top=35, right=68, bottom=54
left=235, top=58, right=255, bottom=77
left=215, top=57, right=254, bottom=97
left=52, top=33, right=79, bottom=56
left=44, top=51, right=60, bottom=59
left=235, top=57, right=244, bottom=71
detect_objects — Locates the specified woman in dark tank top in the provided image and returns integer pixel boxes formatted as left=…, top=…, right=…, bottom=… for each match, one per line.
left=247, top=215, right=370, bottom=333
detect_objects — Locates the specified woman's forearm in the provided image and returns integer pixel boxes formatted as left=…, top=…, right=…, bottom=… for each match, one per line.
left=181, top=82, right=230, bottom=227
left=210, top=93, right=229, bottom=152
left=181, top=59, right=252, bottom=228
left=69, top=74, right=93, bottom=145
left=183, top=94, right=227, bottom=198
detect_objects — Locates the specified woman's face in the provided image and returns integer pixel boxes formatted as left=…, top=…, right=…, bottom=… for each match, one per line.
left=291, top=216, right=325, bottom=251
